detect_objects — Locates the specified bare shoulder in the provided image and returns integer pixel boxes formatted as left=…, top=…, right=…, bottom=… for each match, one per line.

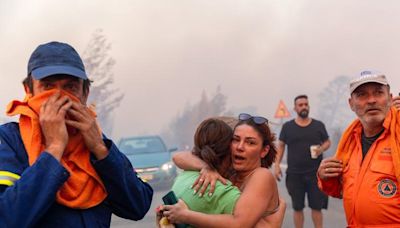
left=238, top=167, right=278, bottom=207
left=248, top=168, right=276, bottom=186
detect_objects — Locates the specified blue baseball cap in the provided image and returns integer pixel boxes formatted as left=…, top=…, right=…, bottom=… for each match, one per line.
left=27, top=41, right=87, bottom=80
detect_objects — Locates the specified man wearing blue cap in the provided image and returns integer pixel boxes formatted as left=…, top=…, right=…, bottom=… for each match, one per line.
left=0, top=41, right=153, bottom=227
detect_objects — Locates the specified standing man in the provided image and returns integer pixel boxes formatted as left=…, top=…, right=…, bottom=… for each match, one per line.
left=318, top=71, right=400, bottom=226
left=275, top=95, right=331, bottom=228
left=0, top=41, right=153, bottom=227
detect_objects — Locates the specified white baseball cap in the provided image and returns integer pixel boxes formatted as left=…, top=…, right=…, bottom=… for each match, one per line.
left=349, top=70, right=388, bottom=94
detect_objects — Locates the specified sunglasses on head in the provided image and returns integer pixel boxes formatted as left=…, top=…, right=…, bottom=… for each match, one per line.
left=238, top=113, right=268, bottom=125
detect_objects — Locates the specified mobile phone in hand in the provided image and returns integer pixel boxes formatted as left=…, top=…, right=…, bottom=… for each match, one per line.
left=162, top=191, right=187, bottom=228
left=162, top=191, right=179, bottom=205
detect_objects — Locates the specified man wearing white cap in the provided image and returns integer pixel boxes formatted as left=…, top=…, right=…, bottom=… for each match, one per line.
left=317, top=70, right=400, bottom=226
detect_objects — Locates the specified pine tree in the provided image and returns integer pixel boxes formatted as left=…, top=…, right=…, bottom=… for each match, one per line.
left=82, top=29, right=124, bottom=135
left=316, top=75, right=355, bottom=155
left=162, top=87, right=230, bottom=149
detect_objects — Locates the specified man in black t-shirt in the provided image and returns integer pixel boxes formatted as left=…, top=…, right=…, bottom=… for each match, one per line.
left=275, top=94, right=331, bottom=228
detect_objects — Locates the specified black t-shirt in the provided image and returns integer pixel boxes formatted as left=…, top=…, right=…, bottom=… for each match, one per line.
left=279, top=119, right=329, bottom=174
left=361, top=129, right=384, bottom=160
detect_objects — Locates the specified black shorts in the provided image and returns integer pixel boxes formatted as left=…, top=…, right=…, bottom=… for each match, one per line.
left=285, top=172, right=328, bottom=211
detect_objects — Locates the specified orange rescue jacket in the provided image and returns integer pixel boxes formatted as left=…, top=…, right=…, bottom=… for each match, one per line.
left=318, top=108, right=400, bottom=227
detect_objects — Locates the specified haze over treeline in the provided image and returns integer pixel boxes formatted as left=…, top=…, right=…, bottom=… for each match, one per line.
left=1, top=0, right=400, bottom=148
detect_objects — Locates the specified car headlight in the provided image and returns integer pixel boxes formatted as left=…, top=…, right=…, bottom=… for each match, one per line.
left=161, top=162, right=174, bottom=171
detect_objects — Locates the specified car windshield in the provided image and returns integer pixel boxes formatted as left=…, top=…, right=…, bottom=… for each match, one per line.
left=119, top=137, right=167, bottom=155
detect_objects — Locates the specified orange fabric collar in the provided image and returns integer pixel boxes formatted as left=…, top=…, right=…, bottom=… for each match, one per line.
left=6, top=89, right=107, bottom=209
left=335, top=107, right=400, bottom=183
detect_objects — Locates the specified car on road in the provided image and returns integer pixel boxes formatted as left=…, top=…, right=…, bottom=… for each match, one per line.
left=118, top=135, right=178, bottom=189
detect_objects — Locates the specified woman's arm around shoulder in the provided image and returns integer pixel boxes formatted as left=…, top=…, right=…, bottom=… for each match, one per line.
left=172, top=151, right=206, bottom=170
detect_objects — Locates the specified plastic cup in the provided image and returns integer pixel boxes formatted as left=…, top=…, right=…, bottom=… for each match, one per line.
left=310, top=145, right=319, bottom=159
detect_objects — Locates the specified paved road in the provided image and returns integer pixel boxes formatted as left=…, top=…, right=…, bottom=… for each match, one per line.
left=277, top=175, right=347, bottom=228
left=111, top=188, right=168, bottom=228
left=111, top=173, right=347, bottom=227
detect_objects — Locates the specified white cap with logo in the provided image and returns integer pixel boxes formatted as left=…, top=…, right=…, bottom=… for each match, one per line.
left=349, top=70, right=389, bottom=94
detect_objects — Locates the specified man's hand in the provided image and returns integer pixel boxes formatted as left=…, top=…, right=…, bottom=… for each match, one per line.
left=65, top=101, right=108, bottom=160
left=315, top=145, right=324, bottom=156
left=393, top=94, right=400, bottom=110
left=318, top=157, right=343, bottom=180
left=275, top=140, right=285, bottom=181
left=274, top=164, right=282, bottom=181
left=40, top=91, right=73, bottom=161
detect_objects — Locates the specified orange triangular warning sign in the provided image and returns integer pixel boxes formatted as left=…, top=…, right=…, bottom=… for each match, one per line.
left=274, top=100, right=291, bottom=118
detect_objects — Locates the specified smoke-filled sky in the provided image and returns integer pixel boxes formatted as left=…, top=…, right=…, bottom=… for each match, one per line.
left=1, top=0, right=400, bottom=140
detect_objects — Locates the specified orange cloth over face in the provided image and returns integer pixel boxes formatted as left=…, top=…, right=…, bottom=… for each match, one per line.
left=6, top=89, right=107, bottom=209
left=335, top=106, right=400, bottom=183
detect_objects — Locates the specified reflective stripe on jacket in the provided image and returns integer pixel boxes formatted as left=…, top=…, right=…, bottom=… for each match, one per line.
left=0, top=171, right=20, bottom=186
left=0, top=122, right=153, bottom=228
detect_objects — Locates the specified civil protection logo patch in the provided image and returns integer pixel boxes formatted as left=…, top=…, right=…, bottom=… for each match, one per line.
left=378, top=179, right=397, bottom=198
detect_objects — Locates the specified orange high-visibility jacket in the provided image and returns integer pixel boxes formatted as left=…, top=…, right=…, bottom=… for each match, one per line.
left=318, top=122, right=400, bottom=227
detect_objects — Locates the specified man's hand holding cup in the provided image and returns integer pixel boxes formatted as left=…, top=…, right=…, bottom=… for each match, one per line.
left=310, top=145, right=321, bottom=159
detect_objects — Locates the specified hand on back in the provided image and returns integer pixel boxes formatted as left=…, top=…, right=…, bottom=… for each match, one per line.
left=192, top=166, right=227, bottom=197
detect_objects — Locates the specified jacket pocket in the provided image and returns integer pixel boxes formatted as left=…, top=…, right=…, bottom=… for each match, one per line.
left=368, top=160, right=399, bottom=203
